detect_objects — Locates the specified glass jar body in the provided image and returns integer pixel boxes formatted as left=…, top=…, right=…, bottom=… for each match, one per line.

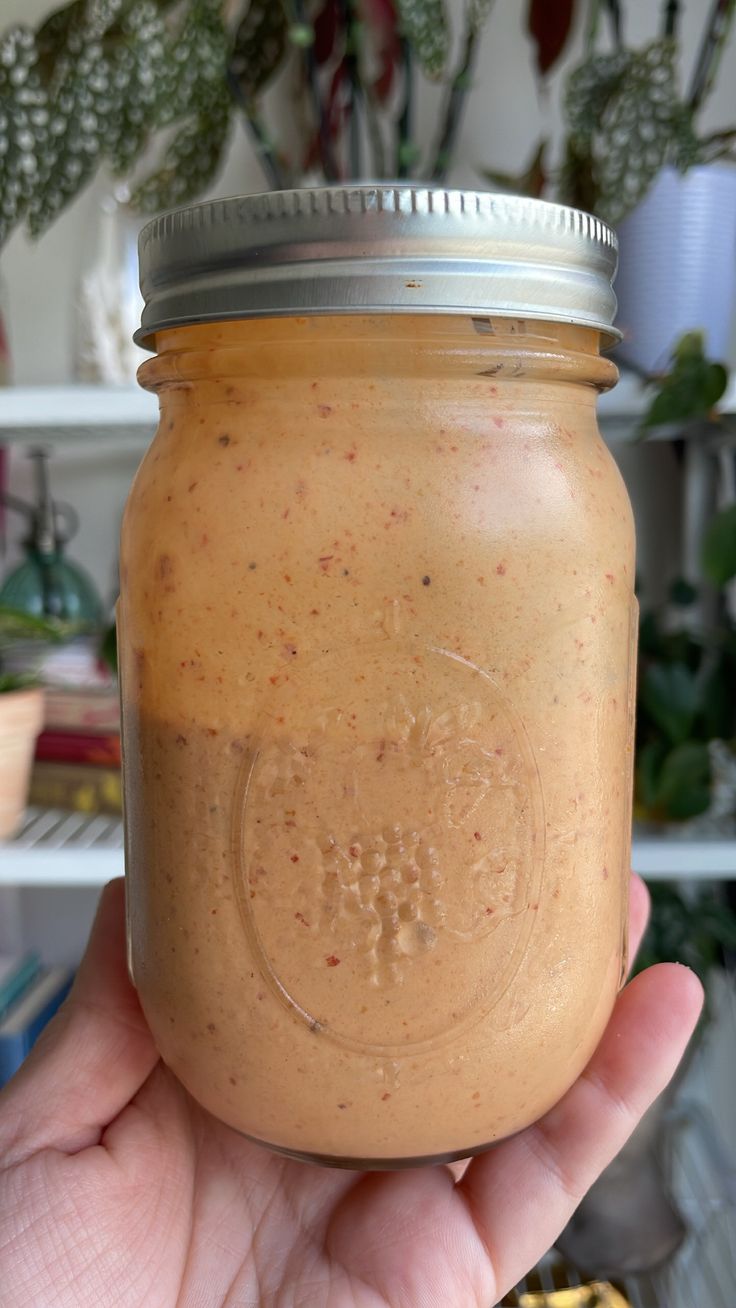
left=120, top=314, right=636, bottom=1167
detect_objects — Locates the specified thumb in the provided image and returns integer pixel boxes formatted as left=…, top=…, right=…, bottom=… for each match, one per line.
left=0, top=878, right=158, bottom=1164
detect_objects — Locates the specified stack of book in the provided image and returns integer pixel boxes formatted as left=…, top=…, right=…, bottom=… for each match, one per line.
left=29, top=685, right=122, bottom=815
left=0, top=952, right=74, bottom=1085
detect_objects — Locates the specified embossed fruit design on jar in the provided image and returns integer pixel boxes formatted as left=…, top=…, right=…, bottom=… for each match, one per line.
left=121, top=187, right=636, bottom=1166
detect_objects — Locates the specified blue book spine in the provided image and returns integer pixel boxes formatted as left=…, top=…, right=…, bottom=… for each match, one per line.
left=0, top=955, right=41, bottom=1019
left=0, top=974, right=74, bottom=1087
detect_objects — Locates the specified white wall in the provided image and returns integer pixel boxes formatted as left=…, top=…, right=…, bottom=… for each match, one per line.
left=0, top=0, right=733, bottom=604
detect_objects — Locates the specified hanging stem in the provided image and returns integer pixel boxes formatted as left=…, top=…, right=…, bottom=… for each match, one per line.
left=362, top=83, right=387, bottom=178
left=688, top=0, right=736, bottom=114
left=700, top=124, right=736, bottom=161
left=227, top=72, right=287, bottom=190
left=604, top=0, right=624, bottom=50
left=429, top=17, right=479, bottom=183
left=662, top=0, right=680, bottom=39
left=341, top=0, right=361, bottom=179
left=395, top=37, right=413, bottom=177
left=291, top=0, right=340, bottom=181
left=585, top=0, right=602, bottom=54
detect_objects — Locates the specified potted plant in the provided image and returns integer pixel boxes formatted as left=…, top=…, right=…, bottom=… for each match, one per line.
left=556, top=881, right=736, bottom=1278
left=561, top=1, right=736, bottom=372
left=480, top=3, right=736, bottom=374
left=634, top=333, right=736, bottom=831
left=0, top=0, right=503, bottom=248
left=0, top=605, right=61, bottom=839
left=557, top=334, right=736, bottom=1277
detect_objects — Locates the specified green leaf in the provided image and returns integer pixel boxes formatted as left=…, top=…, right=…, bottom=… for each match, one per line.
left=230, top=0, right=288, bottom=103
left=0, top=605, right=65, bottom=645
left=155, top=0, right=230, bottom=125
left=638, top=609, right=665, bottom=657
left=639, top=661, right=700, bottom=744
left=640, top=330, right=728, bottom=431
left=655, top=741, right=712, bottom=820
left=635, top=738, right=668, bottom=809
left=99, top=619, right=117, bottom=674
left=105, top=1, right=170, bottom=174
left=563, top=40, right=688, bottom=224
left=0, top=25, right=48, bottom=245
left=703, top=504, right=736, bottom=586
left=394, top=0, right=449, bottom=79
left=699, top=656, right=736, bottom=741
left=675, top=330, right=708, bottom=364
left=594, top=40, right=683, bottom=226
left=668, top=577, right=698, bottom=607
left=0, top=672, right=41, bottom=694
left=633, top=882, right=736, bottom=981
left=26, top=1, right=111, bottom=236
left=564, top=49, right=629, bottom=144
left=131, top=98, right=230, bottom=213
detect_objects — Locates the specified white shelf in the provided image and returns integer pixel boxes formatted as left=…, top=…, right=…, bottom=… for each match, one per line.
left=0, top=810, right=734, bottom=886
left=0, top=808, right=124, bottom=886
left=0, top=374, right=734, bottom=447
left=634, top=836, right=736, bottom=879
left=0, top=385, right=157, bottom=444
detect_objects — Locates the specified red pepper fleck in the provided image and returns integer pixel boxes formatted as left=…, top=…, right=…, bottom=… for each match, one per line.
left=345, top=449, right=357, bottom=461
left=318, top=404, right=333, bottom=417
left=474, top=831, right=482, bottom=841
left=381, top=1092, right=391, bottom=1101
left=291, top=854, right=300, bottom=863
left=605, top=572, right=615, bottom=583
left=326, top=954, right=341, bottom=967
left=318, top=555, right=334, bottom=570
left=496, top=562, right=507, bottom=575
left=295, top=911, right=310, bottom=926
left=188, top=482, right=198, bottom=492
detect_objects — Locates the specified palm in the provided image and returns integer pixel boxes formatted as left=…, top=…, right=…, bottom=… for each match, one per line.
left=1, top=881, right=701, bottom=1308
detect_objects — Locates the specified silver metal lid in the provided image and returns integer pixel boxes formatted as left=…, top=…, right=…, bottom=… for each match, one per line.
left=136, top=186, right=620, bottom=348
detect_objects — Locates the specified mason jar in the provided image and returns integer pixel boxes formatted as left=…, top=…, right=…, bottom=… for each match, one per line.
left=120, top=187, right=635, bottom=1167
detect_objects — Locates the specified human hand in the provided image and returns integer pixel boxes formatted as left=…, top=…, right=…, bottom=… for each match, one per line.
left=0, top=876, right=702, bottom=1308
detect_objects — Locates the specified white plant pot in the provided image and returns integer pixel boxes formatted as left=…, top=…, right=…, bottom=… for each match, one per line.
left=614, top=164, right=736, bottom=374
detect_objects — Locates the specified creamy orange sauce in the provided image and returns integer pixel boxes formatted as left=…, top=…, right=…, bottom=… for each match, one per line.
left=120, top=315, right=635, bottom=1165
